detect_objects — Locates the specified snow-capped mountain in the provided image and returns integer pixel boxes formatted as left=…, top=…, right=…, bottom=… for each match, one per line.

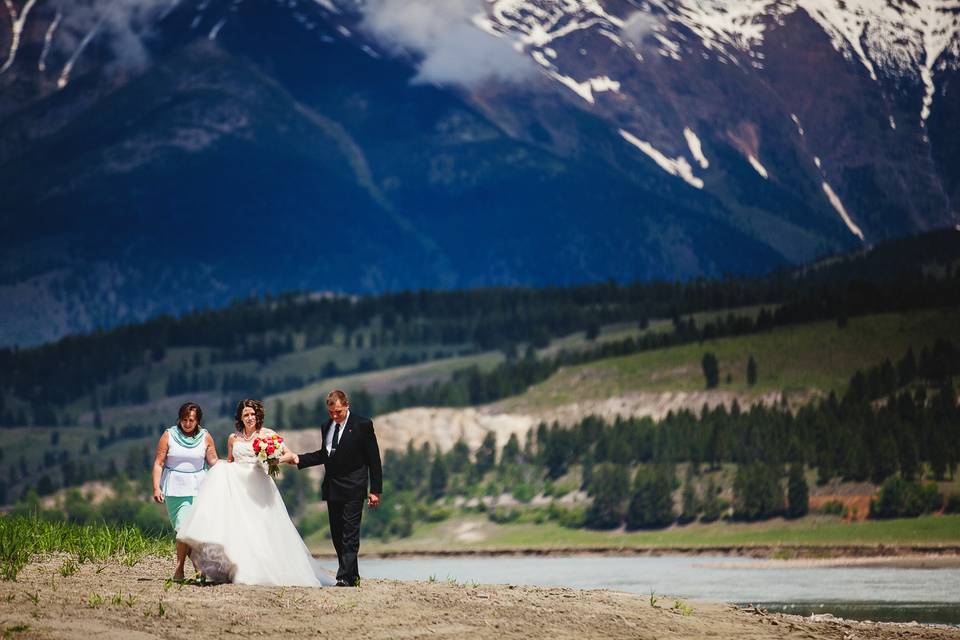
left=0, top=0, right=958, bottom=346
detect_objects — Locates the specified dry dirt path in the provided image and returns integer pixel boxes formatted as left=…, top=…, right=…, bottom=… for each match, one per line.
left=0, top=555, right=957, bottom=640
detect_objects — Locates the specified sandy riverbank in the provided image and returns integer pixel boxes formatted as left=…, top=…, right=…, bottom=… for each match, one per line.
left=0, top=555, right=957, bottom=640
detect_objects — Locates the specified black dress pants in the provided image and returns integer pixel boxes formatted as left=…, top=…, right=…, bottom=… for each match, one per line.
left=327, top=498, right=363, bottom=584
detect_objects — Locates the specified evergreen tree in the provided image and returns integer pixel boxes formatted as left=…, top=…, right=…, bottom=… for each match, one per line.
left=475, top=432, right=497, bottom=477
left=678, top=476, right=699, bottom=525
left=733, top=462, right=784, bottom=521
left=585, top=322, right=600, bottom=341
left=786, top=463, right=809, bottom=518
left=447, top=439, right=471, bottom=474
left=350, top=389, right=374, bottom=416
left=746, top=355, right=757, bottom=386
left=625, top=466, right=676, bottom=529
left=581, top=449, right=595, bottom=491
left=429, top=454, right=448, bottom=500
left=871, top=434, right=899, bottom=484
left=897, top=347, right=917, bottom=386
left=585, top=463, right=629, bottom=529
left=700, top=477, right=723, bottom=522
left=275, top=399, right=286, bottom=429
left=500, top=433, right=522, bottom=467
left=701, top=353, right=719, bottom=389
left=36, top=474, right=56, bottom=496
left=542, top=424, right=575, bottom=479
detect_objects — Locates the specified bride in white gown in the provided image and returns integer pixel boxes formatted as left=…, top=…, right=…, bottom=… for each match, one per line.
left=177, top=399, right=334, bottom=586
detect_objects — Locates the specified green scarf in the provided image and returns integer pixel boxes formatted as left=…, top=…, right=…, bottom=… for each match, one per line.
left=169, top=425, right=206, bottom=449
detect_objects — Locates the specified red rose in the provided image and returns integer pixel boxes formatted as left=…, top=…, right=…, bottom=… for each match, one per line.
left=253, top=441, right=261, bottom=453
left=266, top=445, right=275, bottom=455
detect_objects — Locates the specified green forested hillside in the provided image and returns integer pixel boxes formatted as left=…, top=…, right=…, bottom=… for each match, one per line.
left=1, top=231, right=959, bottom=547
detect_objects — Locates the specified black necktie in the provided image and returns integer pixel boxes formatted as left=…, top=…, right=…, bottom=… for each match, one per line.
left=332, top=422, right=342, bottom=451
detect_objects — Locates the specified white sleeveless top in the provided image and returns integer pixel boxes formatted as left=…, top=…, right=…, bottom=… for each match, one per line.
left=161, top=426, right=209, bottom=497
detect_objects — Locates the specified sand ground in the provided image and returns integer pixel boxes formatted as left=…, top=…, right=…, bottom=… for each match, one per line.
left=0, top=555, right=957, bottom=640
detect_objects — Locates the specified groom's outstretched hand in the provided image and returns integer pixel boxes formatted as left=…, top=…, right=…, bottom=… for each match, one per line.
left=279, top=451, right=300, bottom=465
left=368, top=493, right=380, bottom=508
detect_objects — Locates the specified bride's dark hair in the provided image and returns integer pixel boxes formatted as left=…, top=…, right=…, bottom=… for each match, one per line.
left=234, top=399, right=265, bottom=432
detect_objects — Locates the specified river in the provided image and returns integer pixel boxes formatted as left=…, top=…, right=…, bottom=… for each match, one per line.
left=337, top=555, right=960, bottom=625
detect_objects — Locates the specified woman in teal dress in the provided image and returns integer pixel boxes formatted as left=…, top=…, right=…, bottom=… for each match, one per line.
left=152, top=401, right=219, bottom=580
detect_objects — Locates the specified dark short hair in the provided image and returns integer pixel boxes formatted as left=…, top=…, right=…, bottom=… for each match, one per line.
left=178, top=402, right=203, bottom=424
left=234, top=399, right=265, bottom=432
left=326, top=389, right=349, bottom=407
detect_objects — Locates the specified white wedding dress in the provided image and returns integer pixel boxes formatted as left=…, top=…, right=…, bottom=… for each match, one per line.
left=176, top=439, right=335, bottom=586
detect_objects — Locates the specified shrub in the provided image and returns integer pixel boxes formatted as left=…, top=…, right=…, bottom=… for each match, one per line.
left=869, top=478, right=942, bottom=519
left=944, top=493, right=960, bottom=514
left=511, top=482, right=536, bottom=504
left=426, top=507, right=452, bottom=522
left=516, top=506, right=550, bottom=524
left=546, top=502, right=588, bottom=528
left=487, top=507, right=521, bottom=524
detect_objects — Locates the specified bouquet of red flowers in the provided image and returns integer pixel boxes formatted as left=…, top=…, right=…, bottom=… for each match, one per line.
left=252, top=434, right=285, bottom=478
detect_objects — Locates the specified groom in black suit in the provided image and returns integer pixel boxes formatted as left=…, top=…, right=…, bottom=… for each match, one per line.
left=283, top=389, right=382, bottom=586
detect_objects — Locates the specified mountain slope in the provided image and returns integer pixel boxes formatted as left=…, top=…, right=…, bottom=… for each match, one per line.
left=0, top=0, right=958, bottom=346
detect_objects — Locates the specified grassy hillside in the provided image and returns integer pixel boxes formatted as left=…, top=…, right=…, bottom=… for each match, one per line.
left=498, top=308, right=960, bottom=412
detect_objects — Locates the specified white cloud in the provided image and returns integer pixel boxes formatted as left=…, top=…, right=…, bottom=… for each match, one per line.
left=50, top=0, right=172, bottom=70
left=622, top=10, right=660, bottom=46
left=359, top=0, right=536, bottom=87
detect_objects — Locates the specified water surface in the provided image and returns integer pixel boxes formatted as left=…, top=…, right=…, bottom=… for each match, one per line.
left=344, top=555, right=960, bottom=625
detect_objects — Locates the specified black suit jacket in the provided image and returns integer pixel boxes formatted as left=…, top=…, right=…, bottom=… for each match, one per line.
left=297, top=413, right=383, bottom=502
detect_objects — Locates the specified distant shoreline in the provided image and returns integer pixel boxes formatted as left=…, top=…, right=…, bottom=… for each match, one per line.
left=346, top=545, right=960, bottom=566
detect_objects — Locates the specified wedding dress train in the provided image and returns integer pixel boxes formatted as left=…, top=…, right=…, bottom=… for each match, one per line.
left=177, top=439, right=334, bottom=586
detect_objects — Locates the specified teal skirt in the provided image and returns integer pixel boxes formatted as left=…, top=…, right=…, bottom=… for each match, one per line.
left=165, top=495, right=195, bottom=532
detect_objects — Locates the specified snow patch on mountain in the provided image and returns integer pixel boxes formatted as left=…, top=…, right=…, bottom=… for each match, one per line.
left=748, top=155, right=769, bottom=179
left=0, top=0, right=38, bottom=74
left=475, top=1, right=960, bottom=126
left=620, top=129, right=703, bottom=189
left=38, top=10, right=61, bottom=73
left=683, top=128, right=709, bottom=169
left=548, top=71, right=619, bottom=103
left=57, top=21, right=100, bottom=89
left=822, top=181, right=865, bottom=240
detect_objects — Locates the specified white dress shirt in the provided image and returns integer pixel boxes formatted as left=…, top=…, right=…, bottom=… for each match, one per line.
left=324, top=410, right=350, bottom=455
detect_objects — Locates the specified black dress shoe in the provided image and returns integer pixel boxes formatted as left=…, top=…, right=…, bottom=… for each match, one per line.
left=335, top=580, right=350, bottom=587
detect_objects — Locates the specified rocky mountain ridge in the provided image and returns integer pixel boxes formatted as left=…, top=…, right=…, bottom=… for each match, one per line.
left=0, top=0, right=957, bottom=346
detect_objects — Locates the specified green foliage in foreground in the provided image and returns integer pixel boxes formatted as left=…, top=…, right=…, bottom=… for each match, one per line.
left=0, top=515, right=172, bottom=581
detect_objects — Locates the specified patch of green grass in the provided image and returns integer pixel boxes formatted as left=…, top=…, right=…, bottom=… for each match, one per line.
left=58, top=557, right=78, bottom=577
left=1, top=623, right=31, bottom=638
left=672, top=599, right=694, bottom=616
left=0, top=515, right=172, bottom=581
